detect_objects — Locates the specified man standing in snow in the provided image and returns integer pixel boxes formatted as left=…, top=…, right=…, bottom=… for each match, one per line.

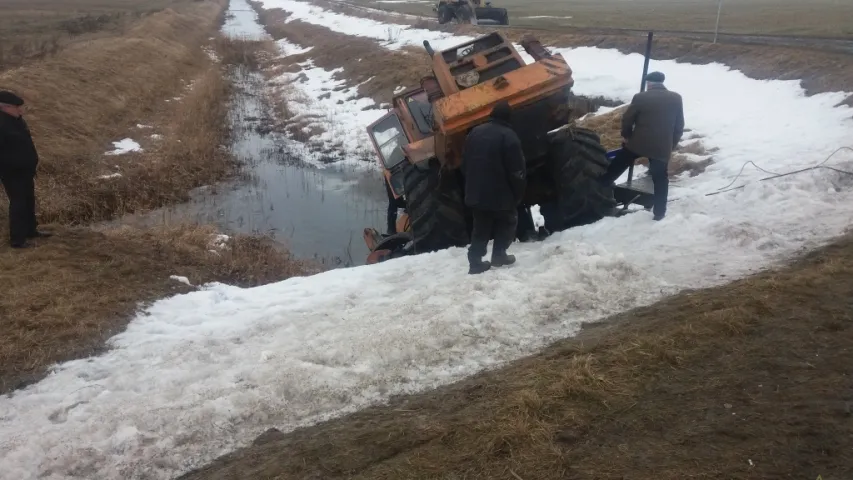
left=462, top=101, right=526, bottom=275
left=0, top=91, right=51, bottom=249
left=600, top=71, right=685, bottom=220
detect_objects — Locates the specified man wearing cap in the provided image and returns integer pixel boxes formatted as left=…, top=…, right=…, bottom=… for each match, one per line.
left=0, top=91, right=50, bottom=248
left=600, top=71, right=685, bottom=221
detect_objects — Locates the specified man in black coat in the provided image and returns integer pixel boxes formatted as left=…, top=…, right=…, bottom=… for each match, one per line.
left=600, top=71, right=685, bottom=220
left=0, top=91, right=50, bottom=248
left=461, top=101, right=526, bottom=274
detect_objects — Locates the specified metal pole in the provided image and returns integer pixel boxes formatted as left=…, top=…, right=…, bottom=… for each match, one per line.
left=640, top=31, right=653, bottom=92
left=714, top=0, right=723, bottom=44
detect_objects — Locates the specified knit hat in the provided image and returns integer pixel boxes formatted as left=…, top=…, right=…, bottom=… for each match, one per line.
left=0, top=91, right=24, bottom=106
left=490, top=100, right=512, bottom=122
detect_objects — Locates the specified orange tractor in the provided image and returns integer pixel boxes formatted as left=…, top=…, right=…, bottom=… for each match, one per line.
left=363, top=32, right=650, bottom=264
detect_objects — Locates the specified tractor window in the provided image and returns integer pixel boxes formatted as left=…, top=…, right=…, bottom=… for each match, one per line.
left=370, top=114, right=407, bottom=169
left=404, top=91, right=433, bottom=136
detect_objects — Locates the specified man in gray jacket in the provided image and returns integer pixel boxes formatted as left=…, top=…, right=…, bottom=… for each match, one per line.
left=600, top=71, right=685, bottom=220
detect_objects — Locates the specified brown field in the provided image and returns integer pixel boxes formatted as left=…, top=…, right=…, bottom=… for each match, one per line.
left=350, top=0, right=853, bottom=38
left=0, top=0, right=189, bottom=71
left=182, top=233, right=853, bottom=480
left=308, top=0, right=853, bottom=105
left=0, top=2, right=314, bottom=394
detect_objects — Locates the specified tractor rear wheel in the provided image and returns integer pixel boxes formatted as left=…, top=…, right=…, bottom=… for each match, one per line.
left=403, top=159, right=469, bottom=254
left=437, top=4, right=453, bottom=24
left=544, top=127, right=617, bottom=232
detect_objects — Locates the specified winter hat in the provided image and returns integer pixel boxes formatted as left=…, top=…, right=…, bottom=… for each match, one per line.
left=645, top=71, right=666, bottom=83
left=0, top=91, right=24, bottom=106
left=490, top=100, right=512, bottom=122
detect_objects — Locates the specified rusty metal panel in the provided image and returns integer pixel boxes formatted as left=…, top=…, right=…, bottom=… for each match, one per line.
left=402, top=137, right=436, bottom=165
left=432, top=55, right=574, bottom=135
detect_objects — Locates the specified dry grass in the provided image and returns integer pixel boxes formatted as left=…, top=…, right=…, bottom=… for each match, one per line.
left=0, top=0, right=191, bottom=72
left=0, top=0, right=232, bottom=227
left=0, top=225, right=316, bottom=394
left=181, top=235, right=853, bottom=480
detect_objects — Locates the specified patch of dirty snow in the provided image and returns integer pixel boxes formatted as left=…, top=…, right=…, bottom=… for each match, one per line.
left=222, top=0, right=269, bottom=40
left=209, top=234, right=230, bottom=250
left=97, top=173, right=123, bottom=180
left=105, top=139, right=142, bottom=156
left=276, top=38, right=313, bottom=57
left=169, top=275, right=193, bottom=286
left=269, top=39, right=384, bottom=167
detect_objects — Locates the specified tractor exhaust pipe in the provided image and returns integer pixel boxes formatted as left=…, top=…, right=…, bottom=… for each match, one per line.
left=423, top=40, right=435, bottom=58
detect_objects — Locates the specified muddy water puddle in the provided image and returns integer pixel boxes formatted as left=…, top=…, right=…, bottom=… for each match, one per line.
left=119, top=69, right=387, bottom=267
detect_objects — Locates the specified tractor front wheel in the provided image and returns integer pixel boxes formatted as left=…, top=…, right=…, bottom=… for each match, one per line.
left=403, top=159, right=469, bottom=254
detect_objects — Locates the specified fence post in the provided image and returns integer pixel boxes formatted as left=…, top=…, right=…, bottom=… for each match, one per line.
left=714, top=0, right=723, bottom=44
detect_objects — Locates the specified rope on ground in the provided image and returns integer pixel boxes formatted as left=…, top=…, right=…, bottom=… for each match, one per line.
left=707, top=146, right=853, bottom=196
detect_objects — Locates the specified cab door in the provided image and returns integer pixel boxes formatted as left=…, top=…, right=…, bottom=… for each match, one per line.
left=367, top=112, right=409, bottom=198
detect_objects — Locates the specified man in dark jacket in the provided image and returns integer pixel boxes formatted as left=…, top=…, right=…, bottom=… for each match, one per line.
left=0, top=91, right=50, bottom=248
left=600, top=71, right=685, bottom=220
left=461, top=101, right=526, bottom=274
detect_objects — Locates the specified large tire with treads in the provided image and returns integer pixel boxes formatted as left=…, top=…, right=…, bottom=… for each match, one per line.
left=437, top=4, right=453, bottom=24
left=544, top=127, right=618, bottom=232
left=403, top=159, right=469, bottom=254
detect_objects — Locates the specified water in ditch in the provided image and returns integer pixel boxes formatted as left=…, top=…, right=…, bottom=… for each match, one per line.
left=118, top=0, right=388, bottom=267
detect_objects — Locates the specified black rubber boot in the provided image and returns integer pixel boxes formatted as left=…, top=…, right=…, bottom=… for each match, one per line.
left=491, top=253, right=516, bottom=267
left=468, top=260, right=492, bottom=275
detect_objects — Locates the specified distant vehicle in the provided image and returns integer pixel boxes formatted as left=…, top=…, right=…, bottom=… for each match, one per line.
left=434, top=0, right=509, bottom=26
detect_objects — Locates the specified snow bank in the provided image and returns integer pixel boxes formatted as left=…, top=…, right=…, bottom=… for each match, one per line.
left=269, top=39, right=385, bottom=166
left=2, top=2, right=853, bottom=479
left=222, top=0, right=269, bottom=40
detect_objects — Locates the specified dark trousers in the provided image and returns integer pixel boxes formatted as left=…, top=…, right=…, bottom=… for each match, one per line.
left=385, top=180, right=406, bottom=234
left=601, top=148, right=669, bottom=217
left=468, top=208, right=517, bottom=264
left=0, top=172, right=38, bottom=245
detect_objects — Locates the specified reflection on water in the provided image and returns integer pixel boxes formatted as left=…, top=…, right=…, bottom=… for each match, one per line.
left=121, top=70, right=386, bottom=267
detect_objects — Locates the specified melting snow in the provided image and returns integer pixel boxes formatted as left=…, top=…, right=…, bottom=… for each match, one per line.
left=169, top=275, right=193, bottom=286
left=269, top=39, right=384, bottom=166
left=2, top=1, right=853, bottom=479
left=105, top=139, right=142, bottom=156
